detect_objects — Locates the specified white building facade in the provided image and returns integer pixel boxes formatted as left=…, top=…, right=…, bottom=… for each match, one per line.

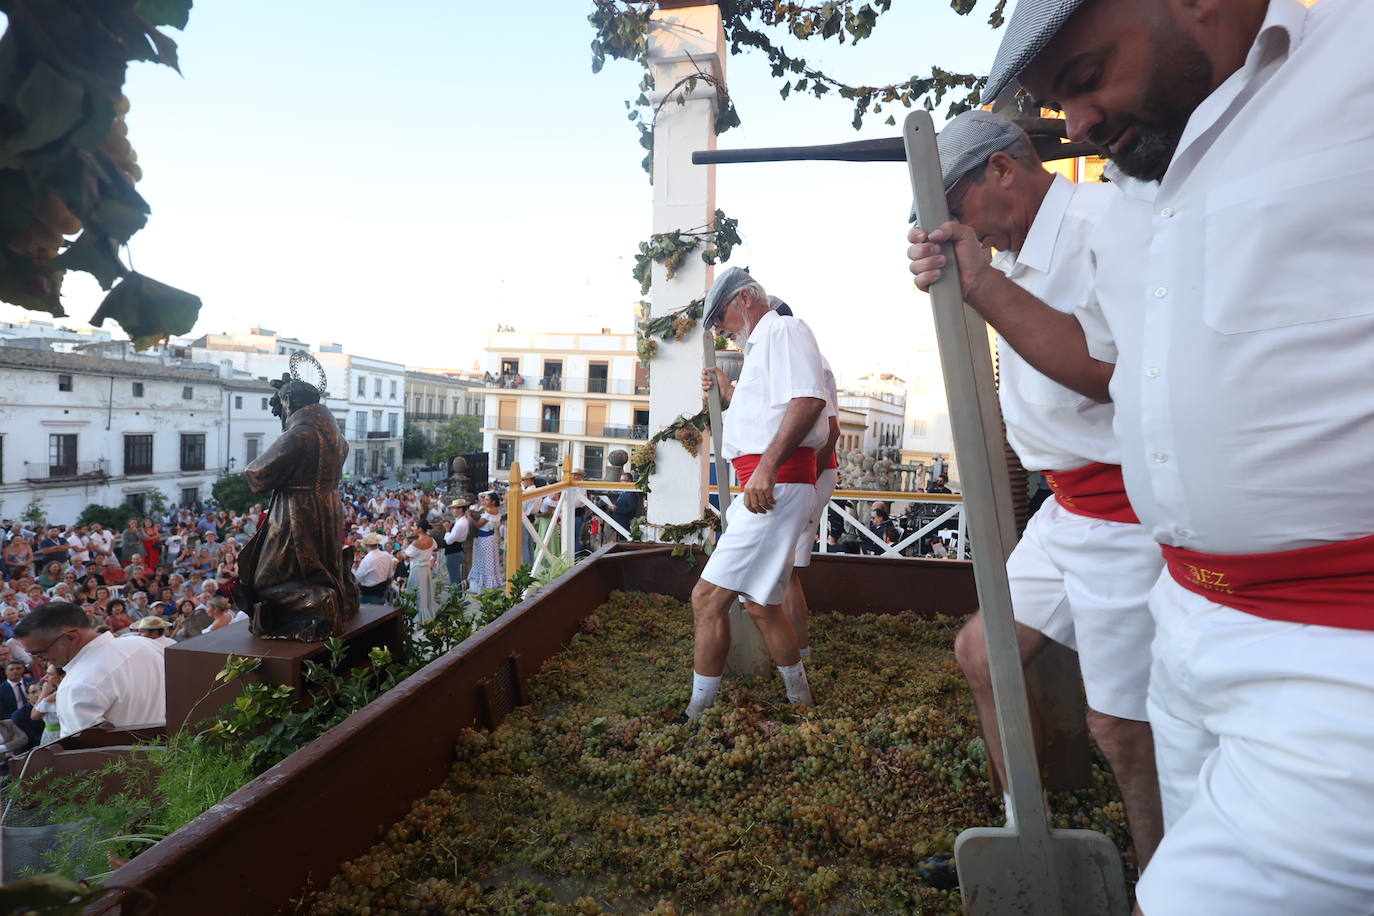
left=482, top=330, right=649, bottom=480
left=187, top=333, right=406, bottom=481
left=0, top=348, right=280, bottom=523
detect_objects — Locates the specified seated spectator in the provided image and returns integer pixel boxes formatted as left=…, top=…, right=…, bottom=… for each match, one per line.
left=36, top=561, right=62, bottom=590
left=123, top=553, right=146, bottom=581
left=0, top=660, right=34, bottom=719
left=0, top=711, right=30, bottom=759
left=12, top=680, right=43, bottom=748
left=105, top=599, right=132, bottom=634
left=101, top=557, right=127, bottom=587
left=0, top=606, right=19, bottom=640
left=30, top=670, right=61, bottom=746
left=127, top=590, right=151, bottom=621
left=203, top=597, right=237, bottom=632
left=14, top=601, right=165, bottom=738
left=22, top=584, right=45, bottom=612
left=3, top=536, right=33, bottom=580
left=130, top=616, right=177, bottom=649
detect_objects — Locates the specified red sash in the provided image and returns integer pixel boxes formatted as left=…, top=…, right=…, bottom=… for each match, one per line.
left=825, top=452, right=839, bottom=470
left=733, top=448, right=817, bottom=488
left=1162, top=534, right=1374, bottom=630
left=1042, top=462, right=1139, bottom=524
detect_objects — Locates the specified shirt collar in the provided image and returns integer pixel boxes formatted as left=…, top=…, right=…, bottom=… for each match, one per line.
left=64, top=630, right=113, bottom=674
left=1102, top=163, right=1160, bottom=203
left=744, top=309, right=779, bottom=352
left=1003, top=174, right=1076, bottom=275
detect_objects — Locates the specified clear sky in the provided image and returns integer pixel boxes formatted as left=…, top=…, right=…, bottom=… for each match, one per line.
left=3, top=2, right=1007, bottom=382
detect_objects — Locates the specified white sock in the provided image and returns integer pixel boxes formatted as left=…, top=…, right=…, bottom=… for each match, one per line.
left=685, top=671, right=722, bottom=719
left=798, top=646, right=812, bottom=660
left=778, top=661, right=813, bottom=706
left=1003, top=792, right=1016, bottom=829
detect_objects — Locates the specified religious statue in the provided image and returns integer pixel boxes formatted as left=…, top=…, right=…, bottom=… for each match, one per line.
left=234, top=353, right=359, bottom=640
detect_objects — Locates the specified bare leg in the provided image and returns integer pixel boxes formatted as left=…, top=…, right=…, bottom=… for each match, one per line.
left=744, top=600, right=802, bottom=668
left=1086, top=709, right=1164, bottom=869
left=781, top=574, right=810, bottom=650
left=691, top=578, right=737, bottom=677
left=953, top=612, right=1051, bottom=789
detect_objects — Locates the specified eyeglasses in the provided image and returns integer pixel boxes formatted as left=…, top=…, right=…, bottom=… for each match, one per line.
left=27, top=630, right=73, bottom=659
left=706, top=291, right=743, bottom=331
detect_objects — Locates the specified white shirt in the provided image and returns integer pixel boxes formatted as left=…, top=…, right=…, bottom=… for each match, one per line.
left=1080, top=0, right=1373, bottom=554
left=87, top=529, right=113, bottom=556
left=58, top=631, right=166, bottom=738
left=445, top=515, right=471, bottom=544
left=66, top=534, right=90, bottom=564
left=522, top=484, right=538, bottom=517
left=992, top=176, right=1120, bottom=472
left=354, top=548, right=395, bottom=587
left=722, top=310, right=830, bottom=460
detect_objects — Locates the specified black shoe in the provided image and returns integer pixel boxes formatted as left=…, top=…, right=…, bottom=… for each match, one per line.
left=917, top=855, right=958, bottom=891
left=670, top=712, right=691, bottom=725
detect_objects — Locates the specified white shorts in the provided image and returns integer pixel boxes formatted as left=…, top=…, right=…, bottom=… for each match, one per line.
left=1003, top=498, right=1160, bottom=721
left=700, top=482, right=815, bottom=606
left=793, top=468, right=837, bottom=568
left=1137, top=574, right=1374, bottom=915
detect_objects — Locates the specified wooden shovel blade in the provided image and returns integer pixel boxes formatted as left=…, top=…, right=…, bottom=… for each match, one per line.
left=954, top=826, right=1130, bottom=916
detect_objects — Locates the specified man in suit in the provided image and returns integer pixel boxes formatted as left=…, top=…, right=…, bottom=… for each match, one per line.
left=0, top=660, right=35, bottom=718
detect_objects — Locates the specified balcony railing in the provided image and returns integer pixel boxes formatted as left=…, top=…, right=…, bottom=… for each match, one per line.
left=484, top=417, right=650, bottom=440
left=407, top=413, right=450, bottom=422
left=25, top=459, right=110, bottom=481
left=365, top=430, right=398, bottom=439
left=484, top=374, right=648, bottom=396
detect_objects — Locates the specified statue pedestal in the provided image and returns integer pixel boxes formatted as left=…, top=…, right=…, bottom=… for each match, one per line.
left=164, top=603, right=405, bottom=734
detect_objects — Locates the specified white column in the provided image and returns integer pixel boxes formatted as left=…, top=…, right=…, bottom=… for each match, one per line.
left=644, top=4, right=723, bottom=529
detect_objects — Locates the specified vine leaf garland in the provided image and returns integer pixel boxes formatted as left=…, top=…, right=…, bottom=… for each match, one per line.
left=636, top=296, right=703, bottom=363
left=631, top=209, right=741, bottom=295
left=589, top=0, right=1007, bottom=169
left=0, top=0, right=202, bottom=349
left=631, top=407, right=710, bottom=493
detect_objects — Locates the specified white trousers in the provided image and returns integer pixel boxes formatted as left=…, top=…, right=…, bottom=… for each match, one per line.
left=1137, top=573, right=1374, bottom=914
left=793, top=468, right=838, bottom=568
left=700, top=482, right=815, bottom=606
left=1004, top=498, right=1161, bottom=721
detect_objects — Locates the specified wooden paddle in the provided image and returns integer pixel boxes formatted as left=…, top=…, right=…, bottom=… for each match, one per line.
left=903, top=110, right=1128, bottom=916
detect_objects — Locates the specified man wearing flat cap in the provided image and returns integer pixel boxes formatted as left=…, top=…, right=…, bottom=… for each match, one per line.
left=930, top=110, right=1163, bottom=866
left=684, top=267, right=828, bottom=719
left=911, top=0, right=1374, bottom=911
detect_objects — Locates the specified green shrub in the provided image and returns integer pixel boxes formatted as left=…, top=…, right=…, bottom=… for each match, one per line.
left=211, top=473, right=255, bottom=513
left=77, top=503, right=139, bottom=530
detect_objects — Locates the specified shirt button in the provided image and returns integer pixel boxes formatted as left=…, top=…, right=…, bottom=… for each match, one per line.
left=1173, top=526, right=1190, bottom=538
left=1153, top=451, right=1169, bottom=463
left=1146, top=367, right=1160, bottom=378
left=1153, top=287, right=1168, bottom=299
left=1160, top=207, right=1175, bottom=219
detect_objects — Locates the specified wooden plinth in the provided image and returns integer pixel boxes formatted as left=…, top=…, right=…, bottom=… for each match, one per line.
left=164, top=603, right=405, bottom=734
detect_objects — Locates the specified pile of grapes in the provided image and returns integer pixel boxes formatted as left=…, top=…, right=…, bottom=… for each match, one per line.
left=307, top=592, right=1132, bottom=915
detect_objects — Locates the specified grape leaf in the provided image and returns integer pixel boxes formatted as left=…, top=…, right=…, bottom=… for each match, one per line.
left=52, top=230, right=126, bottom=290
left=90, top=271, right=200, bottom=349
left=135, top=0, right=193, bottom=31
left=12, top=61, right=86, bottom=153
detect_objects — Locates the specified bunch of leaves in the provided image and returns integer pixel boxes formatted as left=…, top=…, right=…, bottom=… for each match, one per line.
left=306, top=592, right=1137, bottom=914
left=633, top=408, right=708, bottom=493
left=3, top=731, right=251, bottom=881
left=0, top=0, right=201, bottom=347
left=590, top=0, right=1006, bottom=175
left=631, top=210, right=740, bottom=295
left=635, top=296, right=704, bottom=364
left=642, top=512, right=720, bottom=565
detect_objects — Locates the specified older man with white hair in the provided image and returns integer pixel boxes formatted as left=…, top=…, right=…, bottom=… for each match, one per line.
left=929, top=110, right=1163, bottom=864
left=909, top=0, right=1374, bottom=911
left=683, top=268, right=827, bottom=720
left=354, top=533, right=395, bottom=605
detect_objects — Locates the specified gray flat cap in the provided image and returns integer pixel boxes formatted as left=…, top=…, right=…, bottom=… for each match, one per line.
left=981, top=0, right=1091, bottom=105
left=909, top=110, right=1026, bottom=223
left=767, top=295, right=793, bottom=317
left=704, top=266, right=754, bottom=328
